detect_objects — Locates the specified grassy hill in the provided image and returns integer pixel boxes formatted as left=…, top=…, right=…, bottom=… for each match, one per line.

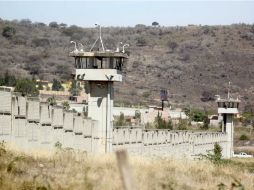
left=0, top=144, right=253, bottom=190
left=0, top=18, right=254, bottom=110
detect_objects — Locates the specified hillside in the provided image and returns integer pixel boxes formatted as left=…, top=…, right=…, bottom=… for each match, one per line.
left=0, top=18, right=254, bottom=110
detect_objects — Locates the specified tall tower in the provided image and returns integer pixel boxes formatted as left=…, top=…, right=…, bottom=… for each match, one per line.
left=216, top=84, right=240, bottom=158
left=69, top=25, right=128, bottom=153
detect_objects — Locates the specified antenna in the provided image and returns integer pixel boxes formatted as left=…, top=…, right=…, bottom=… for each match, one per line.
left=90, top=23, right=105, bottom=52
left=122, top=43, right=129, bottom=53
left=228, top=81, right=231, bottom=99
left=78, top=43, right=84, bottom=52
left=70, top=41, right=78, bottom=54
left=115, top=42, right=122, bottom=52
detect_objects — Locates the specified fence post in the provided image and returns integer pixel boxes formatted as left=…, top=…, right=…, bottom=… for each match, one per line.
left=116, top=149, right=136, bottom=190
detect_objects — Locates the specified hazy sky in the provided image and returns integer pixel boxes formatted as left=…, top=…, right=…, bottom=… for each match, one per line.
left=0, top=1, right=253, bottom=27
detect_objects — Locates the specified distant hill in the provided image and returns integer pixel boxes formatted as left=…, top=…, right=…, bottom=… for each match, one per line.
left=0, top=18, right=254, bottom=110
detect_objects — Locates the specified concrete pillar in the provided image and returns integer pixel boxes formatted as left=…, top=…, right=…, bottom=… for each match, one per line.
left=224, top=114, right=234, bottom=158
left=87, top=81, right=113, bottom=153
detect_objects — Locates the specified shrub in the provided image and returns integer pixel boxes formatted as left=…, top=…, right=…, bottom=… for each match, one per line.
left=115, top=113, right=125, bottom=126
left=47, top=96, right=56, bottom=106
left=177, top=119, right=188, bottom=130
left=154, top=112, right=173, bottom=129
left=201, top=90, right=215, bottom=102
left=14, top=79, right=39, bottom=96
left=239, top=134, right=249, bottom=141
left=31, top=38, right=50, bottom=48
left=52, top=79, right=64, bottom=91
left=152, top=21, right=159, bottom=27
left=62, top=101, right=70, bottom=111
left=191, top=110, right=207, bottom=122
left=49, top=21, right=59, bottom=28
left=136, top=36, right=147, bottom=46
left=2, top=26, right=16, bottom=38
left=167, top=41, right=178, bottom=52
left=201, top=143, right=223, bottom=164
left=142, top=92, right=150, bottom=98
left=69, top=80, right=81, bottom=96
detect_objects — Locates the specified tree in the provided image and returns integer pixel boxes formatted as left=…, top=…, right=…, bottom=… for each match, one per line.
left=3, top=71, right=16, bottom=87
left=177, top=118, right=188, bottom=130
left=14, top=79, right=39, bottom=96
left=152, top=21, right=159, bottom=27
left=62, top=101, right=70, bottom=111
left=191, top=110, right=207, bottom=122
left=2, top=26, right=16, bottom=38
left=116, top=112, right=125, bottom=126
left=49, top=22, right=59, bottom=28
left=69, top=80, right=82, bottom=96
left=202, top=115, right=210, bottom=130
left=59, top=23, right=67, bottom=28
left=37, top=83, right=43, bottom=90
left=136, top=36, right=147, bottom=46
left=154, top=112, right=173, bottom=129
left=47, top=96, right=56, bottom=106
left=52, top=79, right=64, bottom=91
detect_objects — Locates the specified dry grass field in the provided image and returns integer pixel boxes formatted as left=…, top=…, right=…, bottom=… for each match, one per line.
left=0, top=143, right=254, bottom=190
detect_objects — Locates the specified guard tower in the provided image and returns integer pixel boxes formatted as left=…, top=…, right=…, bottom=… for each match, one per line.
left=69, top=25, right=128, bottom=153
left=216, top=83, right=240, bottom=158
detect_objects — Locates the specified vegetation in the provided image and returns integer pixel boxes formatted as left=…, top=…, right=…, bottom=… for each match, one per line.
left=2, top=26, right=16, bottom=38
left=62, top=101, right=70, bottom=111
left=239, top=134, right=249, bottom=141
left=51, top=79, right=64, bottom=91
left=115, top=112, right=125, bottom=126
left=0, top=146, right=253, bottom=190
left=0, top=19, right=254, bottom=107
left=14, top=79, right=39, bottom=96
left=177, top=118, right=188, bottom=130
left=203, top=143, right=223, bottom=164
left=47, top=96, right=56, bottom=106
left=154, top=112, right=173, bottom=129
left=190, top=109, right=207, bottom=122
left=69, top=80, right=82, bottom=96
left=37, top=82, right=43, bottom=90
left=0, top=71, right=17, bottom=87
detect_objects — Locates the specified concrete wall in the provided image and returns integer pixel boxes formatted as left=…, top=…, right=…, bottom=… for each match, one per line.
left=0, top=90, right=100, bottom=153
left=0, top=90, right=232, bottom=159
left=112, top=128, right=228, bottom=158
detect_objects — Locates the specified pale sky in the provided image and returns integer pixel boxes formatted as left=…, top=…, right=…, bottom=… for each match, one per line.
left=0, top=1, right=253, bottom=27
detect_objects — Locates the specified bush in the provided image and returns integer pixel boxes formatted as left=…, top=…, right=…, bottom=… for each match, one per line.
left=69, top=80, right=81, bottom=96
left=62, top=101, right=70, bottom=110
left=201, top=143, right=223, bottom=164
left=14, top=79, right=39, bottom=96
left=136, top=36, right=147, bottom=46
left=115, top=113, right=125, bottom=126
left=2, top=26, right=16, bottom=38
left=142, top=92, right=150, bottom=98
left=154, top=112, right=173, bottom=129
left=177, top=119, right=188, bottom=130
left=31, top=38, right=50, bottom=48
left=201, top=91, right=215, bottom=102
left=52, top=79, right=64, bottom=91
left=167, top=41, right=178, bottom=52
left=49, top=21, right=59, bottom=28
left=239, top=134, right=249, bottom=141
left=47, top=96, right=56, bottom=106
left=191, top=110, right=207, bottom=122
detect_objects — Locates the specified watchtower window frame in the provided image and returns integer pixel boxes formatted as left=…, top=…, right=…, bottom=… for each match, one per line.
left=74, top=56, right=125, bottom=71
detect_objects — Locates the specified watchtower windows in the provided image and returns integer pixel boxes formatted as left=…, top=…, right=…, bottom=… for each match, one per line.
left=217, top=101, right=240, bottom=108
left=74, top=56, right=125, bottom=71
